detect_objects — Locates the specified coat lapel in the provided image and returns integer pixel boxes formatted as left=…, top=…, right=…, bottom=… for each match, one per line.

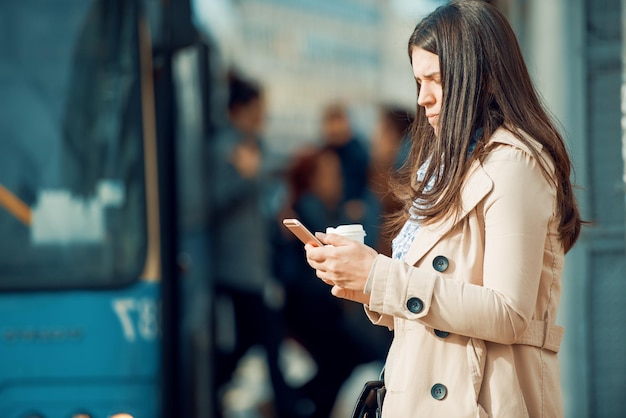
left=401, top=127, right=544, bottom=267
left=403, top=162, right=493, bottom=266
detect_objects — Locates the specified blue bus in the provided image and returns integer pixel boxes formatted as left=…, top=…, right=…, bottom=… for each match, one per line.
left=0, top=1, right=219, bottom=416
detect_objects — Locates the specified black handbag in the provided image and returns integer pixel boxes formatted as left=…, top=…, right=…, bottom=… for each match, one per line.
left=351, top=379, right=386, bottom=418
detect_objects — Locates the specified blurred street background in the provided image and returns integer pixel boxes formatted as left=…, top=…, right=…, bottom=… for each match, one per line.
left=0, top=0, right=624, bottom=417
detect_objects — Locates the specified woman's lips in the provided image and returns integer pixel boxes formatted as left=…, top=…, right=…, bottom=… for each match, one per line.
left=427, top=114, right=439, bottom=125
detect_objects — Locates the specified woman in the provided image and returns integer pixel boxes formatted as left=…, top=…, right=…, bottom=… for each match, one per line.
left=305, top=1, right=582, bottom=417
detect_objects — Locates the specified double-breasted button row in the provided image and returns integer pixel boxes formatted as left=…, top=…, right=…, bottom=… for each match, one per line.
left=432, top=255, right=449, bottom=272
left=407, top=258, right=449, bottom=401
left=431, top=383, right=447, bottom=400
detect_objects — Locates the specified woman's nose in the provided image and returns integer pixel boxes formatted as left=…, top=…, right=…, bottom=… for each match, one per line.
left=417, top=84, right=432, bottom=107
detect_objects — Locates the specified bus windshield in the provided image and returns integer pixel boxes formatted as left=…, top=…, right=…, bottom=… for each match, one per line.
left=0, top=0, right=147, bottom=290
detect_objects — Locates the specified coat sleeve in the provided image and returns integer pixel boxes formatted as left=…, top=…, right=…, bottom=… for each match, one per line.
left=363, top=305, right=395, bottom=330
left=366, top=147, right=556, bottom=344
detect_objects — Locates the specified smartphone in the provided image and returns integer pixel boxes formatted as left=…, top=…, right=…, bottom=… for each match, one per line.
left=282, top=218, right=323, bottom=246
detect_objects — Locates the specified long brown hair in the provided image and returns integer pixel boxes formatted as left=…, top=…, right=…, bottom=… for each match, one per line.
left=390, top=0, right=582, bottom=252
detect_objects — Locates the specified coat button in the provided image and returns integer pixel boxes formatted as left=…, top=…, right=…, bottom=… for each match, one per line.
left=434, top=329, right=449, bottom=338
left=431, top=383, right=447, bottom=400
left=432, top=255, right=449, bottom=272
left=406, top=297, right=424, bottom=314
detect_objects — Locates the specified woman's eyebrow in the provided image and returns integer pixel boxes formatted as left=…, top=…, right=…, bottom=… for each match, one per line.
left=415, top=72, right=441, bottom=82
left=423, top=72, right=441, bottom=79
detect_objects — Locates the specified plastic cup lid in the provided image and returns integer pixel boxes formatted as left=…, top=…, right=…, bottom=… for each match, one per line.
left=327, top=224, right=366, bottom=236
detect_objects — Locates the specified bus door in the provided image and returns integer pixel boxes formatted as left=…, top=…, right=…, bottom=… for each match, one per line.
left=148, top=0, right=219, bottom=414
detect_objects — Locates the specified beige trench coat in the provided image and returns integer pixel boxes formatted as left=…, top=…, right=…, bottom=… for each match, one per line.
left=365, top=128, right=565, bottom=417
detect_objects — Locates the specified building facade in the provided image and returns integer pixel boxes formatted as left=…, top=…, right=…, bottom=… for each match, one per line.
left=199, top=0, right=445, bottom=153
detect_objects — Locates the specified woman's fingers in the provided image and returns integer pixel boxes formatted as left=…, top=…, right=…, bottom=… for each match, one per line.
left=305, top=253, right=328, bottom=272
left=313, top=268, right=336, bottom=286
left=320, top=233, right=353, bottom=247
left=304, top=243, right=328, bottom=263
left=331, top=286, right=371, bottom=304
left=305, top=237, right=377, bottom=292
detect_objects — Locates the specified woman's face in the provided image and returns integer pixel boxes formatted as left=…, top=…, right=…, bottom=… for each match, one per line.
left=411, top=47, right=442, bottom=135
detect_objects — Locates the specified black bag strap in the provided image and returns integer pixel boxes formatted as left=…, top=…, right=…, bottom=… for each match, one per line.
left=351, top=380, right=385, bottom=418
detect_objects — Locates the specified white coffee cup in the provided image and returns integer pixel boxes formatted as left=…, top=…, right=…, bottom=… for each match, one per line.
left=326, top=224, right=367, bottom=244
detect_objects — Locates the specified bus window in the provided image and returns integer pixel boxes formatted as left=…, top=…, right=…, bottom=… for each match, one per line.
left=0, top=0, right=146, bottom=290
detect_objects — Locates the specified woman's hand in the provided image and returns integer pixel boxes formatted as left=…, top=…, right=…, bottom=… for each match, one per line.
left=305, top=233, right=378, bottom=303
left=330, top=286, right=371, bottom=305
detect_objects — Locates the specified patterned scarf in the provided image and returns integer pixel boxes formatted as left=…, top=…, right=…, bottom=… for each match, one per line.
left=391, top=129, right=481, bottom=261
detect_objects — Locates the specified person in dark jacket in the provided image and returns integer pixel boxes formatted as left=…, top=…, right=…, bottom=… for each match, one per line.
left=211, top=72, right=296, bottom=417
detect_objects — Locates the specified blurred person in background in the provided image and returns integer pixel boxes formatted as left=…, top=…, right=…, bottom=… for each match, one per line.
left=320, top=103, right=378, bottom=244
left=368, top=105, right=414, bottom=256
left=211, top=72, right=295, bottom=418
left=271, top=146, right=391, bottom=418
